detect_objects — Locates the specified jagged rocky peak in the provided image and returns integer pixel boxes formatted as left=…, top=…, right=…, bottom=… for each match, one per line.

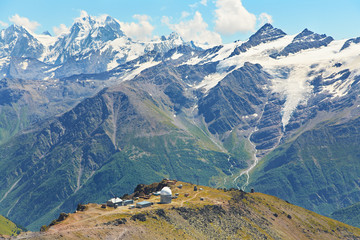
left=2, top=24, right=31, bottom=41
left=229, top=23, right=286, bottom=57
left=293, top=28, right=333, bottom=43
left=42, top=31, right=52, bottom=36
left=340, top=37, right=360, bottom=51
left=164, top=32, right=183, bottom=41
left=249, top=23, right=287, bottom=44
left=70, top=10, right=125, bottom=40
left=158, top=32, right=185, bottom=47
left=46, top=11, right=128, bottom=64
left=270, top=28, right=334, bottom=58
left=149, top=32, right=187, bottom=53
left=0, top=24, right=44, bottom=58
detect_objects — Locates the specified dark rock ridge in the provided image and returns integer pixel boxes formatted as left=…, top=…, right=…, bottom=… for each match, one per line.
left=271, top=29, right=334, bottom=58
left=340, top=37, right=360, bottom=51
left=230, top=23, right=287, bottom=57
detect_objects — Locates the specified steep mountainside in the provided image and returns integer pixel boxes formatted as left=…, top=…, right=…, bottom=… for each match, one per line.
left=331, top=202, right=360, bottom=228
left=249, top=116, right=360, bottom=216
left=18, top=181, right=360, bottom=240
left=0, top=65, right=250, bottom=230
left=1, top=19, right=360, bottom=231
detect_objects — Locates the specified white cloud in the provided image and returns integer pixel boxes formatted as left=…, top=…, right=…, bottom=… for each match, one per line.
left=9, top=14, right=40, bottom=32
left=181, top=11, right=190, bottom=19
left=259, top=13, right=273, bottom=26
left=189, top=3, right=198, bottom=9
left=163, top=11, right=222, bottom=46
left=0, top=21, right=8, bottom=27
left=53, top=24, right=70, bottom=36
left=190, top=0, right=207, bottom=8
left=214, top=0, right=256, bottom=35
left=200, top=0, right=208, bottom=6
left=121, top=14, right=154, bottom=41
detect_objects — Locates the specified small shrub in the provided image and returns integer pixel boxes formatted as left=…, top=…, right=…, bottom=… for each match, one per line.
left=131, top=213, right=147, bottom=222
left=77, top=203, right=87, bottom=211
left=40, top=225, right=48, bottom=232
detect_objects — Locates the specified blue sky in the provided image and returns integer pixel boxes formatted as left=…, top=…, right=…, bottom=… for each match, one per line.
left=1, top=0, right=360, bottom=44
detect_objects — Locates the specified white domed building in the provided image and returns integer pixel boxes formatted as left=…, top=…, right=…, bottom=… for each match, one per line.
left=160, top=186, right=172, bottom=204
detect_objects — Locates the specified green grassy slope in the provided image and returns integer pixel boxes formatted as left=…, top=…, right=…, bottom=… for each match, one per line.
left=249, top=117, right=360, bottom=216
left=331, top=202, right=360, bottom=228
left=0, top=83, right=251, bottom=231
left=0, top=215, right=23, bottom=236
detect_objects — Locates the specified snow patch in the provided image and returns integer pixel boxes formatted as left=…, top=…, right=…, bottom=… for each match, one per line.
left=183, top=56, right=202, bottom=65
left=195, top=72, right=228, bottom=92
left=34, top=33, right=57, bottom=47
left=20, top=60, right=29, bottom=70
left=123, top=60, right=160, bottom=81
left=171, top=52, right=183, bottom=60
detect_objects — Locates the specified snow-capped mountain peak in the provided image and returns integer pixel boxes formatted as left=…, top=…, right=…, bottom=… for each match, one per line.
left=43, top=12, right=126, bottom=64
left=252, top=23, right=287, bottom=41
left=270, top=28, right=334, bottom=58
left=229, top=23, right=287, bottom=57
left=0, top=24, right=44, bottom=59
left=294, top=28, right=333, bottom=43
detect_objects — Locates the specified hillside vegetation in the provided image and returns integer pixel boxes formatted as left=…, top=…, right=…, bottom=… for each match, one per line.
left=331, top=202, right=360, bottom=228
left=18, top=181, right=360, bottom=240
left=250, top=116, right=360, bottom=216
left=0, top=215, right=23, bottom=237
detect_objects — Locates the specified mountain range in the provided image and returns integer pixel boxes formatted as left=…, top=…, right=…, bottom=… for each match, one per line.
left=0, top=14, right=360, bottom=231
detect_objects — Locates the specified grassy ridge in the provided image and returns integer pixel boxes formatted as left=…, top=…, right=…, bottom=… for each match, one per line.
left=23, top=181, right=360, bottom=240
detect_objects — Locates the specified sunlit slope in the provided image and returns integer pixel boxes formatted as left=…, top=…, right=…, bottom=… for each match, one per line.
left=21, top=181, right=360, bottom=240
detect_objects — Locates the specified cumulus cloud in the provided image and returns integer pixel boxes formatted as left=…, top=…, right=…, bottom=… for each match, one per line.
left=0, top=21, right=8, bottom=27
left=9, top=14, right=40, bottom=32
left=214, top=0, right=256, bottom=35
left=53, top=24, right=70, bottom=36
left=181, top=11, right=190, bottom=19
left=121, top=14, right=154, bottom=41
left=200, top=0, right=208, bottom=6
left=162, top=11, right=222, bottom=46
left=259, top=13, right=273, bottom=26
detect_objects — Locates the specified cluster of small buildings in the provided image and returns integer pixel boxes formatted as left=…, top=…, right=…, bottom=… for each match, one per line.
left=106, top=198, right=134, bottom=208
left=105, top=186, right=174, bottom=209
